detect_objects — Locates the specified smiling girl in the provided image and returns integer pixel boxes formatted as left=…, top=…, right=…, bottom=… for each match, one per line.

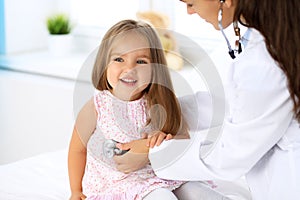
left=67, top=19, right=188, bottom=200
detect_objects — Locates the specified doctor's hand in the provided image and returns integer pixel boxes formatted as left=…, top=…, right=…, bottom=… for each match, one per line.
left=114, top=137, right=150, bottom=174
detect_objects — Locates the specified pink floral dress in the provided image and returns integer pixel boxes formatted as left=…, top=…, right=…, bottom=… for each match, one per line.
left=82, top=90, right=184, bottom=200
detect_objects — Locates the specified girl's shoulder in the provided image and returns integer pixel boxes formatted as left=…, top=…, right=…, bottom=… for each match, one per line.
left=93, top=90, right=111, bottom=109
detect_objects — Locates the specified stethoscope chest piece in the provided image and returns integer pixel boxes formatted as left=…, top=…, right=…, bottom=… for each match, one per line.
left=103, top=139, right=128, bottom=158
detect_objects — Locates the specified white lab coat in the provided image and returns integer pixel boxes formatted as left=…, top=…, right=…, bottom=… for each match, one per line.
left=149, top=28, right=300, bottom=200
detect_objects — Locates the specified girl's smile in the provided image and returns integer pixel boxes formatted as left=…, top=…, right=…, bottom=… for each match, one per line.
left=107, top=32, right=152, bottom=101
left=119, top=77, right=137, bottom=85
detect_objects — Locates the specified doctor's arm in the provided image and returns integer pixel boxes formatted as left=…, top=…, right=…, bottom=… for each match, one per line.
left=114, top=131, right=174, bottom=173
left=113, top=92, right=212, bottom=173
left=150, top=64, right=295, bottom=181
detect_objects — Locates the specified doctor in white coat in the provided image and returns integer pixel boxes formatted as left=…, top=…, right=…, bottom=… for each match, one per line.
left=114, top=0, right=300, bottom=199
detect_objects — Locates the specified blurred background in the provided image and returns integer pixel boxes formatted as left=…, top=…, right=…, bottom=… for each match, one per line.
left=0, top=0, right=225, bottom=164
left=0, top=0, right=222, bottom=54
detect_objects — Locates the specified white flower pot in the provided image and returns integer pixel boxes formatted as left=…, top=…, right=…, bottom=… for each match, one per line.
left=48, top=34, right=73, bottom=56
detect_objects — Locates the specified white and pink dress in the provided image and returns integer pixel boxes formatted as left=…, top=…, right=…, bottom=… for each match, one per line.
left=82, top=90, right=183, bottom=200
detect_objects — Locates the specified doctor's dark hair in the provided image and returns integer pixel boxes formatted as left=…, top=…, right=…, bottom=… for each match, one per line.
left=234, top=0, right=300, bottom=122
left=91, top=19, right=188, bottom=135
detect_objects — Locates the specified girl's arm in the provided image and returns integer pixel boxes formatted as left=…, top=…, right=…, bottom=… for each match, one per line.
left=114, top=130, right=188, bottom=173
left=68, top=98, right=97, bottom=199
left=114, top=139, right=150, bottom=173
left=68, top=128, right=87, bottom=200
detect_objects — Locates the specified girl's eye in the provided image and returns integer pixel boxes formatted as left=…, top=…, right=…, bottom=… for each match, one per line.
left=187, top=3, right=193, bottom=7
left=114, top=57, right=123, bottom=62
left=136, top=60, right=148, bottom=64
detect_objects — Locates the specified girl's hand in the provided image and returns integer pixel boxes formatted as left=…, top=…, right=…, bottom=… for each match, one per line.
left=69, top=192, right=86, bottom=200
left=114, top=139, right=150, bottom=173
left=147, top=131, right=173, bottom=148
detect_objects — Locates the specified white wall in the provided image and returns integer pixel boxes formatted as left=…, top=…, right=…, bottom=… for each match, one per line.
left=0, top=69, right=92, bottom=164
left=4, top=0, right=70, bottom=53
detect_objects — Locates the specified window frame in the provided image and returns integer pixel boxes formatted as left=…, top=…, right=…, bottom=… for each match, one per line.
left=0, top=0, right=5, bottom=54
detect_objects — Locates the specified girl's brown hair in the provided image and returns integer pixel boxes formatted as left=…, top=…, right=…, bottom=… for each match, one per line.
left=92, top=19, right=188, bottom=135
left=234, top=0, right=300, bottom=122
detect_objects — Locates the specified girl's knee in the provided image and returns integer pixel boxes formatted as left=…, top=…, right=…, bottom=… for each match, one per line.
left=143, top=188, right=177, bottom=200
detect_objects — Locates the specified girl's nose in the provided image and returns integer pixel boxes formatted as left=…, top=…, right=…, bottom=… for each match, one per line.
left=123, top=62, right=136, bottom=73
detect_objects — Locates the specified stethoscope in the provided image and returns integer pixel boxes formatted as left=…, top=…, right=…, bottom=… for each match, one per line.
left=218, top=0, right=242, bottom=59
left=103, top=139, right=128, bottom=158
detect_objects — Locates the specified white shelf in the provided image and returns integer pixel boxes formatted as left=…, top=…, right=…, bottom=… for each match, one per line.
left=0, top=50, right=93, bottom=82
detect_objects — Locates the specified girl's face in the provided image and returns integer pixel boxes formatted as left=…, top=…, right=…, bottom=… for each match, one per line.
left=107, top=32, right=152, bottom=101
left=180, top=0, right=234, bottom=30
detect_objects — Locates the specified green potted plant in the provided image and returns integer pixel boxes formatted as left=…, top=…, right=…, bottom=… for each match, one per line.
left=47, top=14, right=72, bottom=35
left=46, top=13, right=73, bottom=55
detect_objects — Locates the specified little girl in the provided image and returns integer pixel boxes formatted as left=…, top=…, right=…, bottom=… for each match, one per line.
left=68, top=19, right=188, bottom=200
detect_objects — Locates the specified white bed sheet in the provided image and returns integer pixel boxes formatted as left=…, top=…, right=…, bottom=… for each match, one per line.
left=0, top=149, right=251, bottom=200
left=0, top=149, right=69, bottom=200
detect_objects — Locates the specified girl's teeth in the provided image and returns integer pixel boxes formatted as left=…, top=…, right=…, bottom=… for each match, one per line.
left=122, top=78, right=136, bottom=83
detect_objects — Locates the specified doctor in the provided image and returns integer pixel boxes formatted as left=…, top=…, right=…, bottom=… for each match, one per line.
left=114, top=0, right=300, bottom=199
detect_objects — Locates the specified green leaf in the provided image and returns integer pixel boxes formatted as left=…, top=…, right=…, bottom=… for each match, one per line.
left=46, top=14, right=72, bottom=35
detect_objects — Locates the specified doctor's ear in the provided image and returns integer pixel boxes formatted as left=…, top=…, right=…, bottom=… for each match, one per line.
left=221, top=0, right=234, bottom=8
